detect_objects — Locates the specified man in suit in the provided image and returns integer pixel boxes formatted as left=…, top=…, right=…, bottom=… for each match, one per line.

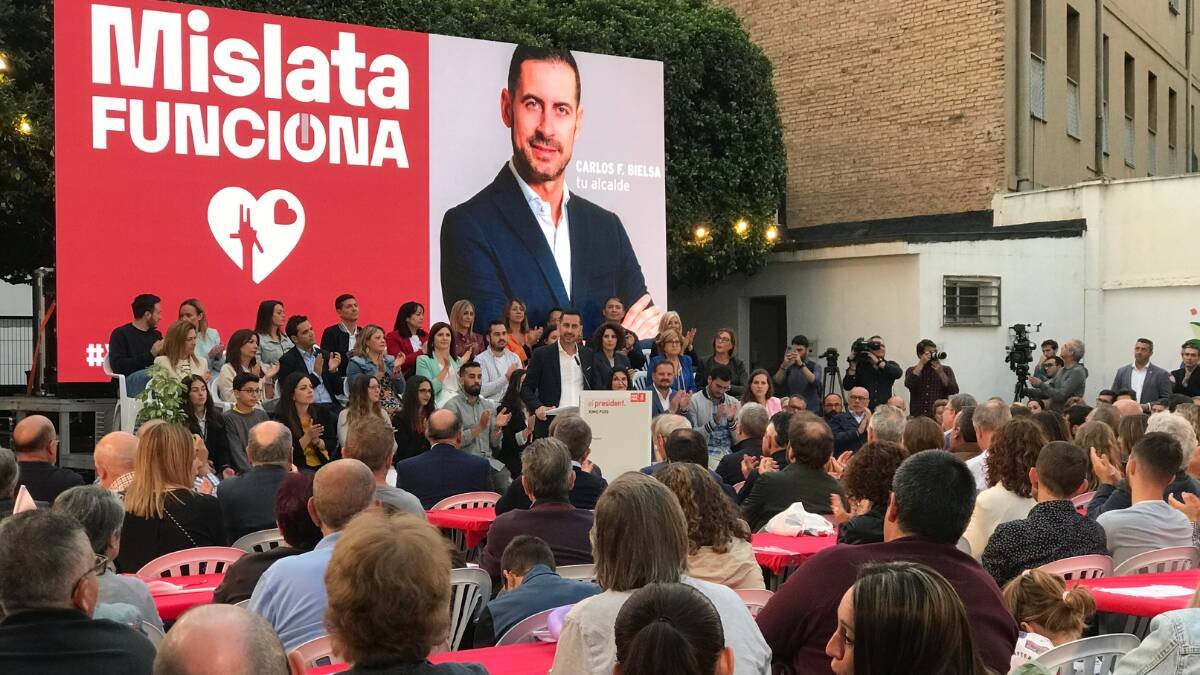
left=828, top=387, right=871, bottom=454
left=395, top=409, right=495, bottom=509
left=741, top=413, right=846, bottom=532
left=11, top=415, right=82, bottom=505
left=217, top=421, right=292, bottom=543
left=649, top=360, right=691, bottom=418
left=319, top=294, right=362, bottom=366
left=521, top=309, right=594, bottom=438
left=716, top=403, right=768, bottom=487
left=480, top=439, right=595, bottom=583
left=438, top=45, right=663, bottom=339
left=1173, top=340, right=1200, bottom=397
left=1111, top=338, right=1173, bottom=405
left=277, top=315, right=343, bottom=408
left=495, top=414, right=607, bottom=514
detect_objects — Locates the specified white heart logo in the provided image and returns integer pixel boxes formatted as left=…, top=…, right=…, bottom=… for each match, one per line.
left=207, top=187, right=305, bottom=284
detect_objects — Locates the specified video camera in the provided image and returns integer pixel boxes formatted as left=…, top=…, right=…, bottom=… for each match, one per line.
left=1004, top=322, right=1041, bottom=400
left=817, top=346, right=840, bottom=371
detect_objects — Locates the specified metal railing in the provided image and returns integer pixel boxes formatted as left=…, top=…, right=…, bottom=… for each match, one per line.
left=0, top=316, right=33, bottom=386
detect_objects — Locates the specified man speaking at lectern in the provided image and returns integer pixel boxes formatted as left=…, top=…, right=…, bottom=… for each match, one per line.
left=439, top=45, right=662, bottom=337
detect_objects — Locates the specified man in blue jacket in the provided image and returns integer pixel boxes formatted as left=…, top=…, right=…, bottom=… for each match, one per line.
left=394, top=409, right=494, bottom=509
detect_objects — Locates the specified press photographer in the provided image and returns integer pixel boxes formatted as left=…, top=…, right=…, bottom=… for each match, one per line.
left=773, top=334, right=824, bottom=411
left=1024, top=338, right=1088, bottom=411
left=842, top=335, right=901, bottom=410
left=904, top=339, right=958, bottom=419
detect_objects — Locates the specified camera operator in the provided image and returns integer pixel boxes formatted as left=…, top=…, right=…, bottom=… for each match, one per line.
left=1024, top=338, right=1088, bottom=411
left=772, top=334, right=824, bottom=412
left=842, top=335, right=902, bottom=410
left=1032, top=339, right=1058, bottom=381
left=904, top=339, right=959, bottom=419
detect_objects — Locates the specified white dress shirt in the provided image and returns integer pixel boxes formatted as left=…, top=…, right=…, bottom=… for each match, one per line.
left=1131, top=363, right=1148, bottom=402
left=510, top=160, right=572, bottom=299
left=475, top=347, right=522, bottom=401
left=558, top=342, right=584, bottom=408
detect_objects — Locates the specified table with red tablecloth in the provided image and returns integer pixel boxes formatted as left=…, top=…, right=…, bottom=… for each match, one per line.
left=426, top=507, right=497, bottom=550
left=751, top=532, right=838, bottom=575
left=1073, top=569, right=1200, bottom=618
left=142, top=573, right=225, bottom=621
left=308, top=641, right=557, bottom=675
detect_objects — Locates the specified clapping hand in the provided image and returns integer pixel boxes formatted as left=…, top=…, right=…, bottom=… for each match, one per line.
left=621, top=294, right=666, bottom=342
left=1090, top=447, right=1122, bottom=486
left=328, top=352, right=342, bottom=372
left=1168, top=492, right=1200, bottom=523
left=494, top=407, right=511, bottom=430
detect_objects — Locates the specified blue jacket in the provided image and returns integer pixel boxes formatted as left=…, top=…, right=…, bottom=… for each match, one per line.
left=394, top=443, right=492, bottom=509
left=346, top=354, right=404, bottom=396
left=1114, top=608, right=1200, bottom=674
left=473, top=565, right=600, bottom=647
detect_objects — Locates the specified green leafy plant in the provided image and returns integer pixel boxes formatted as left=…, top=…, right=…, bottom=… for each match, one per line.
left=135, top=364, right=187, bottom=425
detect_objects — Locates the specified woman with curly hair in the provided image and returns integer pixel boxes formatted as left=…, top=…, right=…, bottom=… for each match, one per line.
left=961, top=417, right=1046, bottom=559
left=653, top=462, right=764, bottom=590
left=831, top=441, right=909, bottom=545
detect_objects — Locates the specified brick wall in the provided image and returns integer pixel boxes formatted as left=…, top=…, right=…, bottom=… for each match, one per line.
left=722, top=0, right=1009, bottom=227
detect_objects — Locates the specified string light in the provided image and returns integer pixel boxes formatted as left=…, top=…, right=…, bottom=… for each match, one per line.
left=15, top=114, right=32, bottom=136
left=693, top=225, right=709, bottom=242
left=0, top=52, right=8, bottom=76
left=734, top=219, right=749, bottom=235
left=765, top=225, right=779, bottom=242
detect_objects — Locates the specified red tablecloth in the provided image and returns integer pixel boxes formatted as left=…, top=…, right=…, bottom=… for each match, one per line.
left=1073, top=569, right=1200, bottom=618
left=308, top=641, right=557, bottom=675
left=751, top=532, right=838, bottom=574
left=426, top=507, right=497, bottom=549
left=141, top=573, right=224, bottom=621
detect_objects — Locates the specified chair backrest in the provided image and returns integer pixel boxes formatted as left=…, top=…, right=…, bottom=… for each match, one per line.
left=1071, top=490, right=1096, bottom=508
left=432, top=492, right=501, bottom=510
left=449, top=567, right=492, bottom=651
left=231, top=528, right=285, bottom=554
left=632, top=370, right=648, bottom=390
left=288, top=635, right=343, bottom=669
left=234, top=599, right=250, bottom=609
left=1113, top=546, right=1200, bottom=576
left=1038, top=554, right=1114, bottom=581
left=140, top=621, right=164, bottom=650
left=136, top=546, right=246, bottom=578
left=735, top=588, right=774, bottom=617
left=1029, top=633, right=1140, bottom=674
left=556, top=564, right=596, bottom=582
left=104, top=355, right=140, bottom=432
left=496, top=608, right=557, bottom=646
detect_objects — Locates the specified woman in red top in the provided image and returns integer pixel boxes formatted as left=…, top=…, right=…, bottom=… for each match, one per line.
left=385, top=301, right=426, bottom=377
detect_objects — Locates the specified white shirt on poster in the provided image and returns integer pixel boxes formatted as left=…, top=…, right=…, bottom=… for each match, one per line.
left=510, top=160, right=571, bottom=299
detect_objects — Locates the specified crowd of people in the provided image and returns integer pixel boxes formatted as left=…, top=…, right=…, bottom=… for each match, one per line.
left=4, top=289, right=1200, bottom=673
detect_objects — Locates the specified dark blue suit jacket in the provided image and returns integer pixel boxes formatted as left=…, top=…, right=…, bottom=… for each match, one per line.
left=829, top=412, right=868, bottom=453
left=440, top=165, right=648, bottom=335
left=394, top=443, right=492, bottom=509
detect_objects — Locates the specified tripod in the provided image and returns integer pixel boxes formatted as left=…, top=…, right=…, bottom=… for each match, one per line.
left=823, top=358, right=844, bottom=401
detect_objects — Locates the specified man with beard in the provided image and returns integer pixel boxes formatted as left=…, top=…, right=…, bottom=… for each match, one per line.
left=444, top=361, right=512, bottom=460
left=439, top=46, right=661, bottom=339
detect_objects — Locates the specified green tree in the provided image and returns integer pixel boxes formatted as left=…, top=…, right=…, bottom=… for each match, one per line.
left=0, top=0, right=784, bottom=287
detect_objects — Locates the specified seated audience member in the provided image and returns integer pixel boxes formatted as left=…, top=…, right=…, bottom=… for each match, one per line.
left=649, top=329, right=697, bottom=394
left=254, top=300, right=293, bottom=368
left=347, top=324, right=405, bottom=417
left=1096, top=432, right=1195, bottom=567
left=277, top=315, right=343, bottom=410
left=741, top=414, right=845, bottom=531
left=1002, top=569, right=1096, bottom=668
left=272, top=372, right=339, bottom=471
left=590, top=321, right=632, bottom=391
left=931, top=398, right=949, bottom=424
left=476, top=320, right=523, bottom=401
left=12, top=414, right=83, bottom=504
left=1087, top=404, right=1122, bottom=434
left=755, top=450, right=1018, bottom=674
left=178, top=297, right=224, bottom=377
left=181, top=374, right=232, bottom=477
left=901, top=415, right=944, bottom=453
left=250, top=459, right=376, bottom=651
left=982, top=442, right=1107, bottom=586
left=217, top=329, right=276, bottom=404
left=0, top=511, right=156, bottom=674
left=1097, top=389, right=1117, bottom=406
left=213, top=472, right=322, bottom=605
left=93, top=431, right=138, bottom=494
left=614, top=583, right=734, bottom=675
left=822, top=392, right=844, bottom=419
left=866, top=403, right=905, bottom=444
left=417, top=322, right=463, bottom=408
left=475, top=535, right=602, bottom=647
left=1010, top=403, right=1032, bottom=418
left=444, top=361, right=510, bottom=460
left=0, top=448, right=41, bottom=518
left=108, top=293, right=164, bottom=396
left=222, top=373, right=270, bottom=474
left=608, top=369, right=630, bottom=390
left=1113, top=589, right=1200, bottom=674
left=319, top=294, right=362, bottom=364
left=324, top=511, right=487, bottom=675
left=1032, top=409, right=1072, bottom=444
left=643, top=413, right=693, bottom=472
left=1064, top=403, right=1093, bottom=437
left=216, top=421, right=292, bottom=542
left=650, top=428, right=739, bottom=502
left=942, top=393, right=978, bottom=442
left=116, top=424, right=227, bottom=572
left=152, top=319, right=207, bottom=384
left=1114, top=388, right=1138, bottom=402
left=1075, top=419, right=1122, bottom=477
left=655, top=462, right=763, bottom=590
left=686, top=365, right=740, bottom=461
left=698, top=328, right=749, bottom=399
left=1088, top=413, right=1200, bottom=517
left=1117, top=413, right=1149, bottom=465
left=385, top=301, right=427, bottom=377
left=53, top=485, right=163, bottom=631
left=949, top=406, right=982, bottom=462
left=496, top=414, right=607, bottom=514
left=829, top=387, right=872, bottom=453
left=965, top=398, right=1012, bottom=490
left=826, top=562, right=991, bottom=675
left=153, top=604, right=291, bottom=675
left=550, top=473, right=771, bottom=675
left=337, top=374, right=391, bottom=447
left=394, top=375, right=435, bottom=463
left=962, top=417, right=1045, bottom=559
left=503, top=298, right=540, bottom=364
left=733, top=410, right=793, bottom=502
left=716, top=403, right=769, bottom=487
left=449, top=299, right=486, bottom=359
left=831, top=441, right=908, bottom=545
left=741, top=369, right=782, bottom=415
left=649, top=360, right=691, bottom=418
left=1027, top=398, right=1045, bottom=413
left=496, top=369, right=531, bottom=477
left=481, top=439, right=594, bottom=582
left=394, top=409, right=494, bottom=508
left=342, top=416, right=425, bottom=518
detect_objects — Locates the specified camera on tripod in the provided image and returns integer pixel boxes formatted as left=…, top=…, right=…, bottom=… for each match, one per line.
left=818, top=347, right=840, bottom=371
left=1005, top=322, right=1042, bottom=400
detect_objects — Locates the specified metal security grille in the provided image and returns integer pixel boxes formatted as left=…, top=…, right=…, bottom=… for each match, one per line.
left=1125, top=116, right=1136, bottom=165
left=1067, top=79, right=1081, bottom=138
left=0, top=317, right=33, bottom=386
left=1031, top=56, right=1047, bottom=120
left=1148, top=130, right=1157, bottom=175
left=943, top=277, right=1001, bottom=327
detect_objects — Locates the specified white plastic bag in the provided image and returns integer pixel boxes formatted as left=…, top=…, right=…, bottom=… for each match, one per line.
left=762, top=501, right=835, bottom=537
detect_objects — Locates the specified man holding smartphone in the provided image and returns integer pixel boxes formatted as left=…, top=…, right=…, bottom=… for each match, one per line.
left=774, top=335, right=824, bottom=412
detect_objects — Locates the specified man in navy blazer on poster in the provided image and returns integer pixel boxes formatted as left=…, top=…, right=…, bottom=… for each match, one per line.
left=439, top=45, right=663, bottom=337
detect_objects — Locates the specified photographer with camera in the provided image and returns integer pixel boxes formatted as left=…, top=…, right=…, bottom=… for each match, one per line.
left=842, top=335, right=902, bottom=410
left=772, top=335, right=824, bottom=412
left=904, top=339, right=959, bottom=419
left=1025, top=339, right=1088, bottom=411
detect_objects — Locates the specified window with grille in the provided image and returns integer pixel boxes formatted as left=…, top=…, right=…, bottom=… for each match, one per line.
left=1066, top=6, right=1081, bottom=138
left=943, top=277, right=1001, bottom=327
left=1030, top=0, right=1046, bottom=120
left=1101, top=35, right=1110, bottom=154
left=1124, top=53, right=1136, bottom=167
left=1170, top=0, right=1181, bottom=15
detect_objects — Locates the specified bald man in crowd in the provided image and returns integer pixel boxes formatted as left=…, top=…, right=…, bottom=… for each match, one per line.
left=153, top=604, right=295, bottom=675
left=249, top=459, right=377, bottom=651
left=94, top=432, right=138, bottom=494
left=1113, top=399, right=1144, bottom=417
left=394, top=409, right=495, bottom=508
left=12, top=415, right=82, bottom=504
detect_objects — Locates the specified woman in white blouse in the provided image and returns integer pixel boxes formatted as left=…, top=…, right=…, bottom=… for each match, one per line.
left=178, top=298, right=224, bottom=377
left=962, top=417, right=1045, bottom=558
left=152, top=320, right=207, bottom=382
